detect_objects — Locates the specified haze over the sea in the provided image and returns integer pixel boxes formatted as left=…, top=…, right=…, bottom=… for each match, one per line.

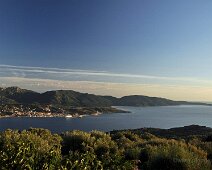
left=1, top=0, right=212, bottom=101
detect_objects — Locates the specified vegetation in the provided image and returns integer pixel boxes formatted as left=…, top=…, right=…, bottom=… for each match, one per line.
left=0, top=125, right=211, bottom=169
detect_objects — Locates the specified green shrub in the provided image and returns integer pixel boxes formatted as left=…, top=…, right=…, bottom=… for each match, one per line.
left=125, top=147, right=141, bottom=160
left=61, top=151, right=103, bottom=170
left=0, top=129, right=62, bottom=170
left=0, top=128, right=211, bottom=170
left=139, top=140, right=211, bottom=170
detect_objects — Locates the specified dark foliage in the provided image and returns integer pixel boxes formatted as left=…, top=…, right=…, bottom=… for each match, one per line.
left=0, top=125, right=211, bottom=169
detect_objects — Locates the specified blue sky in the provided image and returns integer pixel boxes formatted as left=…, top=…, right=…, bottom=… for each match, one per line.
left=1, top=0, right=212, bottom=101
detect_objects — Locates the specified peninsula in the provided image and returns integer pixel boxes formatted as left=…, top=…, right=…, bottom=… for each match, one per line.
left=0, top=87, right=211, bottom=118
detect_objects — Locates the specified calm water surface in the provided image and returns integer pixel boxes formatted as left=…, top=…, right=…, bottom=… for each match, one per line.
left=0, top=105, right=212, bottom=133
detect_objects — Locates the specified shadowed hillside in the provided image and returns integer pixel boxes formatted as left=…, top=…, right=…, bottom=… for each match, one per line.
left=0, top=87, right=211, bottom=107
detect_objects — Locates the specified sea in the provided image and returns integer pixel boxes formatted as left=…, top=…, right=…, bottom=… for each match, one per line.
left=0, top=105, right=212, bottom=133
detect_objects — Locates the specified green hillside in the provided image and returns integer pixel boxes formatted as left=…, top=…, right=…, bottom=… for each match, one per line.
left=0, top=87, right=211, bottom=107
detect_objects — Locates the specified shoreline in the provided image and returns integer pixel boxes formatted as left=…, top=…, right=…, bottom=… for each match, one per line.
left=0, top=107, right=129, bottom=118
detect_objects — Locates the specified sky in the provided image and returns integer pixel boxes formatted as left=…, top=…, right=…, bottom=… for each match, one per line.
left=1, top=0, right=212, bottom=101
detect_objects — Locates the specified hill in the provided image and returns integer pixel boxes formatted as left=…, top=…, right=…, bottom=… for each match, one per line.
left=112, top=125, right=212, bottom=140
left=0, top=86, right=211, bottom=107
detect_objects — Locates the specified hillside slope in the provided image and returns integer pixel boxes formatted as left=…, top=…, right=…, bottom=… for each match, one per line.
left=0, top=87, right=211, bottom=107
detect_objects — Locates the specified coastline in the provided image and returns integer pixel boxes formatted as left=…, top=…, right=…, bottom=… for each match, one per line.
left=0, top=106, right=130, bottom=118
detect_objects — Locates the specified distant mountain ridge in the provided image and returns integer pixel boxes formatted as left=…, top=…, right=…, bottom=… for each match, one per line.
left=0, top=86, right=211, bottom=107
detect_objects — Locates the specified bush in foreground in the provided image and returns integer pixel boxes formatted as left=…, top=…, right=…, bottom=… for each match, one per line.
left=0, top=128, right=211, bottom=170
left=0, top=128, right=62, bottom=169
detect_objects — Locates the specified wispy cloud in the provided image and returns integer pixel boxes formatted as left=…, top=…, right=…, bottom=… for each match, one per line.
left=1, top=64, right=212, bottom=101
left=0, top=64, right=212, bottom=86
